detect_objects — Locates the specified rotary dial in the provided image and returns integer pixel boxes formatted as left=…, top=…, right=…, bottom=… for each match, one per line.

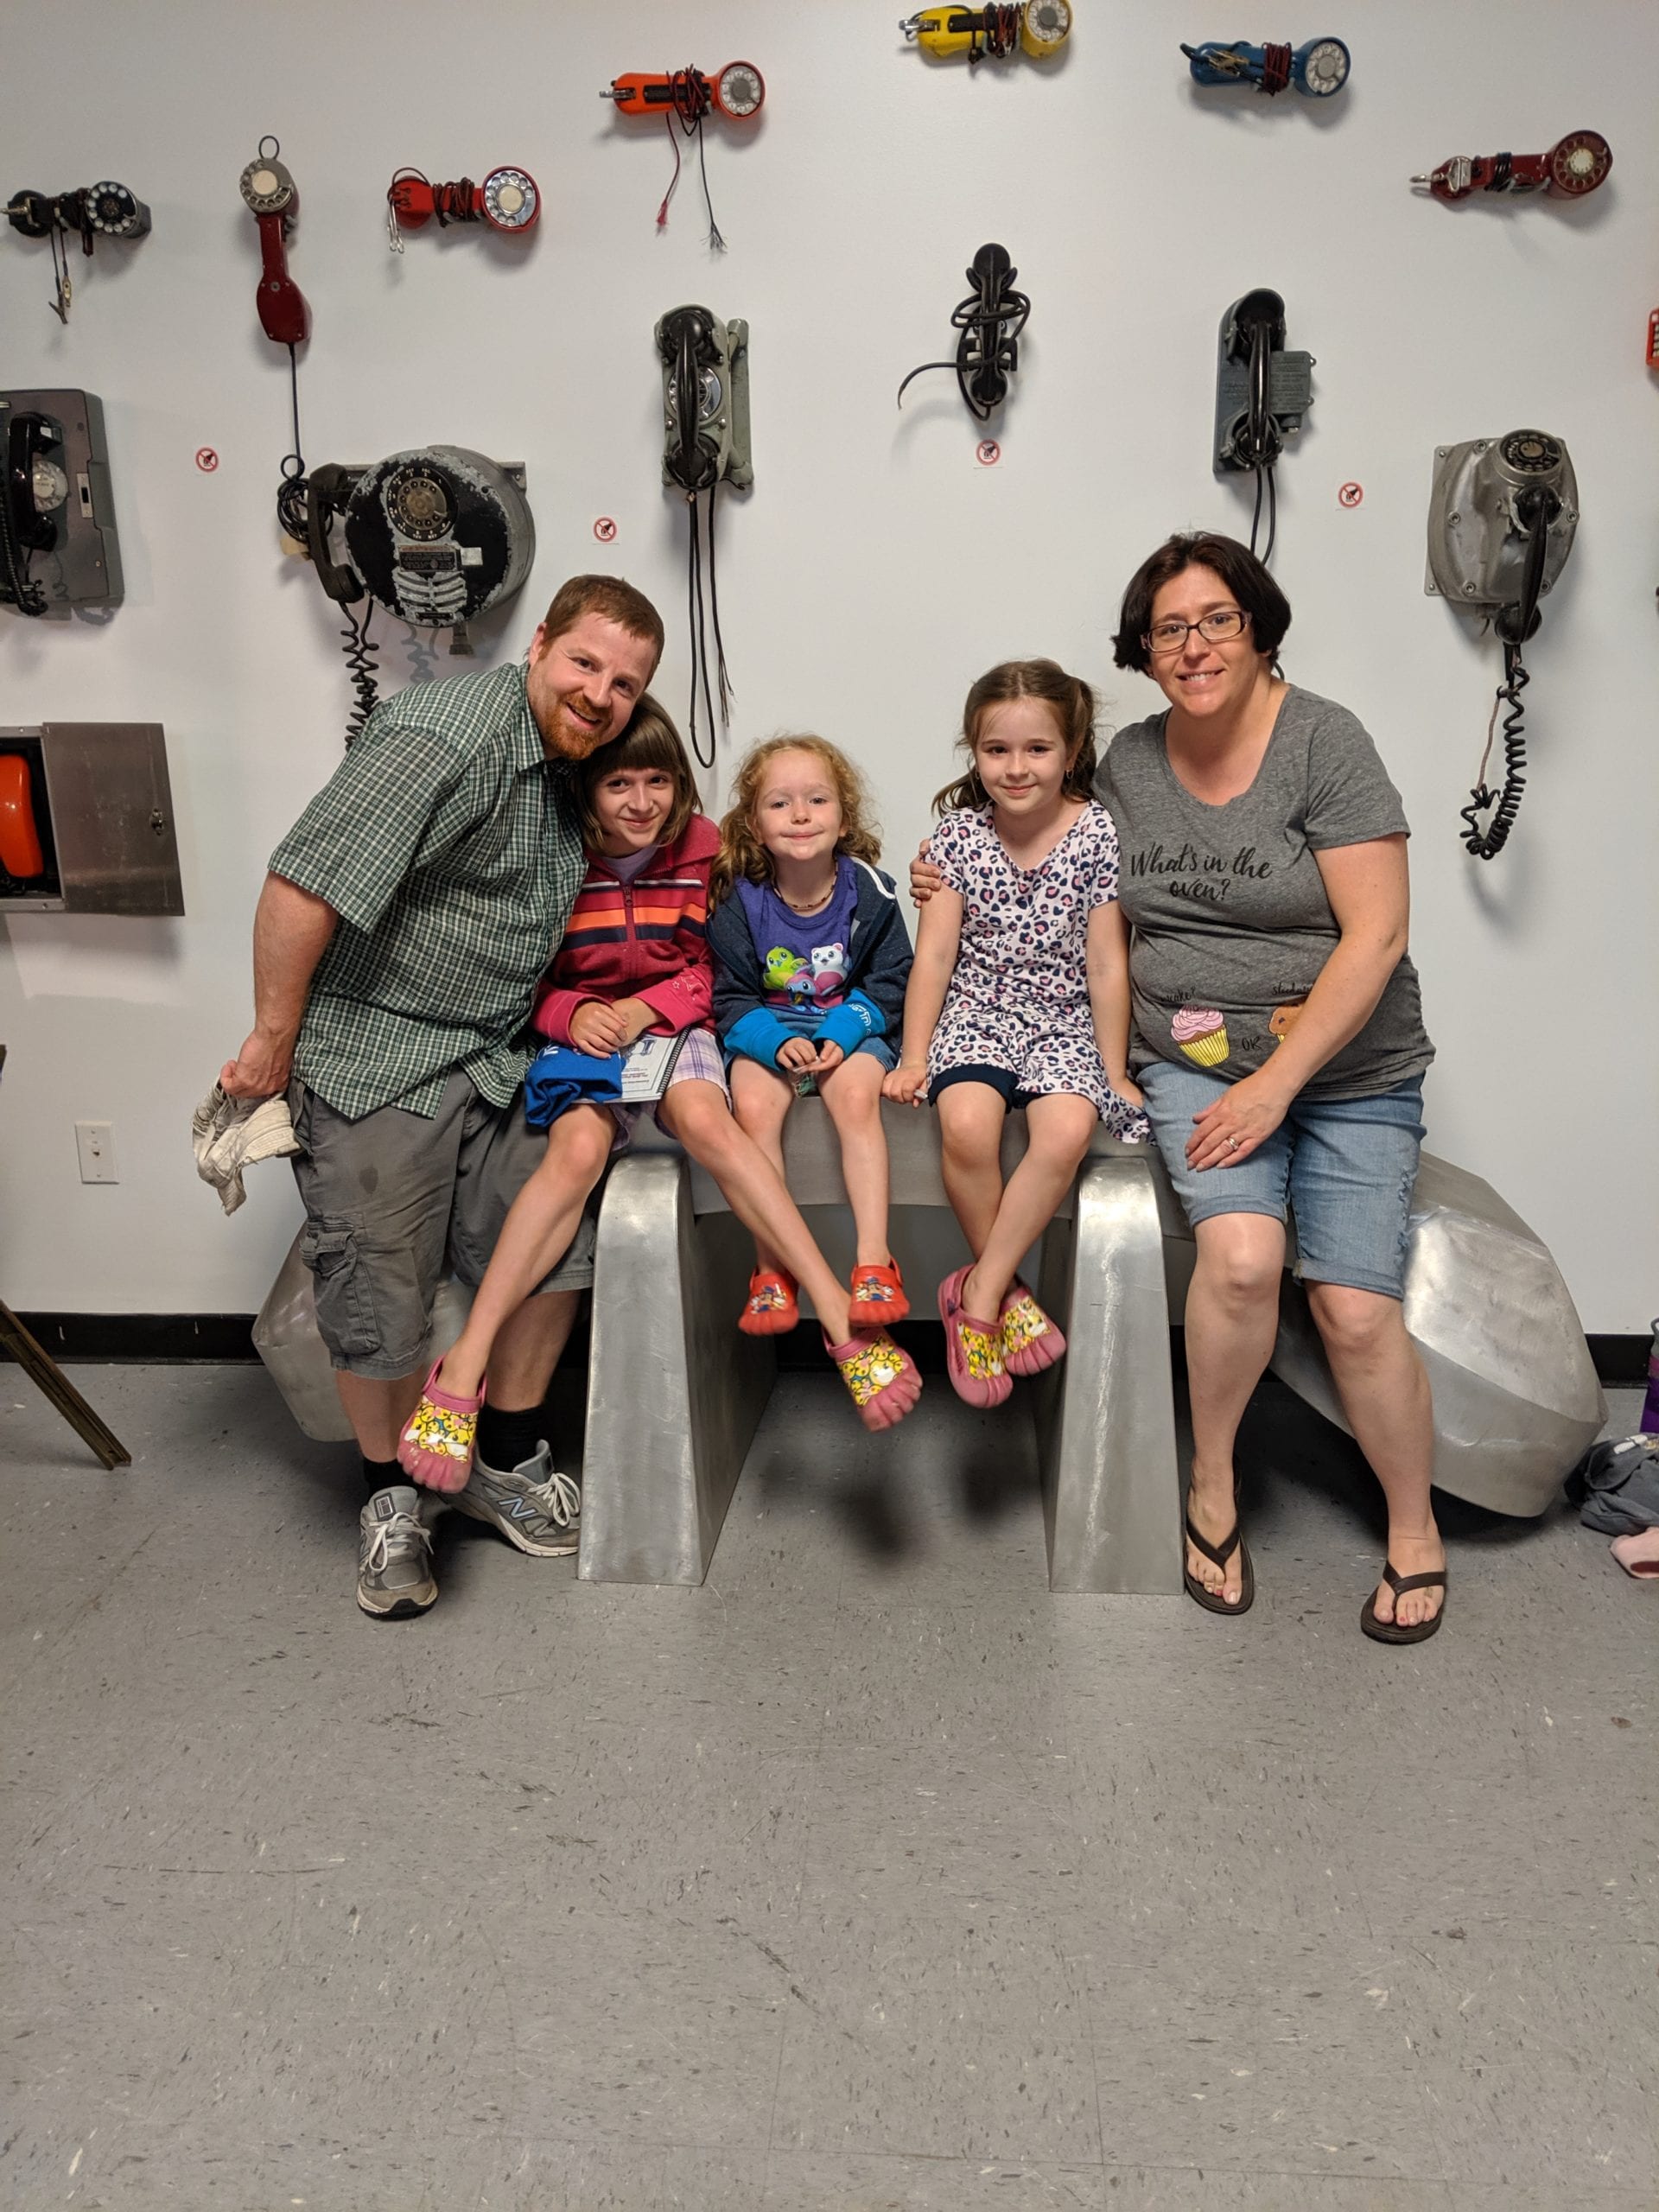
left=1301, top=39, right=1350, bottom=95
left=482, top=168, right=539, bottom=231
left=716, top=62, right=765, bottom=118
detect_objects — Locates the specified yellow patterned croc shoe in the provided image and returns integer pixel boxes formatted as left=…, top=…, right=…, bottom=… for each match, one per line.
left=1000, top=1279, right=1067, bottom=1377
left=397, top=1359, right=485, bottom=1495
left=938, top=1266, right=1013, bottom=1408
left=822, top=1328, right=922, bottom=1432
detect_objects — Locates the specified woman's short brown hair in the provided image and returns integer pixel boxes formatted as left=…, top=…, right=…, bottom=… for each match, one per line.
left=575, top=694, right=699, bottom=850
left=712, top=736, right=882, bottom=906
left=1110, top=531, right=1291, bottom=675
left=933, top=659, right=1098, bottom=815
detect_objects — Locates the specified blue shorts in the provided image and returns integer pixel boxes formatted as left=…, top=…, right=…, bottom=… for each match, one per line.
left=796, top=1034, right=896, bottom=1093
left=1137, top=1058, right=1426, bottom=1301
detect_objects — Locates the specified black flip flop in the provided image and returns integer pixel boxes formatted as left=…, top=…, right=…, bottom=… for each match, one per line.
left=1360, top=1561, right=1447, bottom=1645
left=1183, top=1510, right=1255, bottom=1616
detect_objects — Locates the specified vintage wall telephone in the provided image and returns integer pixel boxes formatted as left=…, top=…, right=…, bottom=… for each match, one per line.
left=1181, top=38, right=1351, bottom=97
left=1212, top=291, right=1313, bottom=563
left=899, top=6, right=1071, bottom=63
left=385, top=168, right=540, bottom=251
left=657, top=306, right=751, bottom=771
left=1, top=391, right=124, bottom=618
left=1426, top=430, right=1579, bottom=861
left=1412, top=130, right=1611, bottom=204
left=296, top=449, right=536, bottom=743
left=899, top=245, right=1030, bottom=421
left=239, top=139, right=309, bottom=346
left=605, top=65, right=764, bottom=245
left=6, top=181, right=149, bottom=322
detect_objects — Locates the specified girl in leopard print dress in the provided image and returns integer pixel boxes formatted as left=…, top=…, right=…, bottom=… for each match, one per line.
left=884, top=661, right=1149, bottom=1408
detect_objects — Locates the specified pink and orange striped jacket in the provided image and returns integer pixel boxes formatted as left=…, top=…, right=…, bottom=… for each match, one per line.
left=530, top=812, right=719, bottom=1046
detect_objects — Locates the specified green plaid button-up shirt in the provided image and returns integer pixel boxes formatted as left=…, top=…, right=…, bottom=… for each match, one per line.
left=270, top=661, right=584, bottom=1120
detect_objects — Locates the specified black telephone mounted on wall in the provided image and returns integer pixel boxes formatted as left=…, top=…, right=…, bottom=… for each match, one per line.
left=7, top=181, right=149, bottom=321
left=1, top=391, right=124, bottom=617
left=294, top=447, right=537, bottom=742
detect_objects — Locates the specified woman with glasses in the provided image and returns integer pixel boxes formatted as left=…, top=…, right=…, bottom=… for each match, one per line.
left=1103, top=531, right=1444, bottom=1639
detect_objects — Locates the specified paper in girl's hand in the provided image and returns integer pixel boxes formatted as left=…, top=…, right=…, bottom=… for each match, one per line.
left=618, top=1032, right=688, bottom=1103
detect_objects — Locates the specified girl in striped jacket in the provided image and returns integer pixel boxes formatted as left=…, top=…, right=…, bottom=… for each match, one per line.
left=398, top=698, right=921, bottom=1493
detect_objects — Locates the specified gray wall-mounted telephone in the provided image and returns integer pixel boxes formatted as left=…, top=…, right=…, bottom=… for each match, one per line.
left=1, top=391, right=124, bottom=617
left=1426, top=429, right=1580, bottom=861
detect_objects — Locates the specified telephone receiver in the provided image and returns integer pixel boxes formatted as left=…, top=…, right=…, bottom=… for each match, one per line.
left=1494, top=486, right=1559, bottom=647
left=897, top=243, right=1031, bottom=419
left=300, top=463, right=364, bottom=606
left=0, top=754, right=46, bottom=880
left=8, top=182, right=150, bottom=245
left=239, top=138, right=309, bottom=346
left=659, top=308, right=723, bottom=493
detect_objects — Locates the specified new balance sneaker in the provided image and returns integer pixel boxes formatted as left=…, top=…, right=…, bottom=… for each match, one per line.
left=357, top=1485, right=437, bottom=1618
left=454, top=1441, right=580, bottom=1558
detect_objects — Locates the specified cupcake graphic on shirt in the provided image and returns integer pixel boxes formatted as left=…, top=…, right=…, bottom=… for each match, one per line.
left=1173, top=1005, right=1229, bottom=1066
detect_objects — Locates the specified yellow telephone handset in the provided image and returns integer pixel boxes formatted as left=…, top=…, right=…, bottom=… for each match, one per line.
left=902, top=4, right=1071, bottom=66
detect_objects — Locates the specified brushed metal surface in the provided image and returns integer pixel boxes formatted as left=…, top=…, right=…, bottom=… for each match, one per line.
left=1270, top=1151, right=1605, bottom=1516
left=1033, top=1154, right=1184, bottom=1594
left=579, top=1152, right=774, bottom=1586
left=42, top=721, right=184, bottom=914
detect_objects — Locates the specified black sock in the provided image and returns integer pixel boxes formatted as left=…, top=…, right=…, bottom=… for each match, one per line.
left=475, top=1402, right=546, bottom=1473
left=361, top=1454, right=401, bottom=1495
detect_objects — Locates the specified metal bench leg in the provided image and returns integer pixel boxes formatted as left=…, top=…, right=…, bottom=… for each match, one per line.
left=579, top=1153, right=775, bottom=1584
left=1033, top=1156, right=1182, bottom=1593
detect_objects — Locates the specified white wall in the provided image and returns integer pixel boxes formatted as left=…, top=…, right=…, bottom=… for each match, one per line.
left=2, top=0, right=1654, bottom=1329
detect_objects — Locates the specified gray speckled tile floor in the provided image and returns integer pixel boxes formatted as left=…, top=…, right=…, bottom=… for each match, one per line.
left=2, top=1365, right=1653, bottom=2211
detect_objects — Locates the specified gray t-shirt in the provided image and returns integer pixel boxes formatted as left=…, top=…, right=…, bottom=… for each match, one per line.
left=1096, top=685, right=1433, bottom=1100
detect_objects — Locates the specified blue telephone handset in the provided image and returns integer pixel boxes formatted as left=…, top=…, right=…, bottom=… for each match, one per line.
left=1181, top=37, right=1351, bottom=98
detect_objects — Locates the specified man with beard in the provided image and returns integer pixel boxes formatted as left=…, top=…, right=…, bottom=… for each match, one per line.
left=221, top=575, right=664, bottom=1618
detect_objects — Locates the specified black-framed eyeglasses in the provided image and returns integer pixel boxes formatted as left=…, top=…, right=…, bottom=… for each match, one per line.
left=1143, top=607, right=1250, bottom=656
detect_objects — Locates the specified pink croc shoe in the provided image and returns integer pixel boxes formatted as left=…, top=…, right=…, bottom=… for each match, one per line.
left=397, top=1360, right=485, bottom=1494
left=938, top=1266, right=1012, bottom=1408
left=999, top=1278, right=1067, bottom=1377
left=823, top=1328, right=922, bottom=1432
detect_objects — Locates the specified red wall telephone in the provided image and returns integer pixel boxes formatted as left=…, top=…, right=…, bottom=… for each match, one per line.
left=1411, top=130, right=1611, bottom=204
left=386, top=168, right=539, bottom=247
left=238, top=137, right=308, bottom=345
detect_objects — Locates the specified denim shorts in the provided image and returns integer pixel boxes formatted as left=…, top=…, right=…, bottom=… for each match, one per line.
left=1136, top=1058, right=1426, bottom=1300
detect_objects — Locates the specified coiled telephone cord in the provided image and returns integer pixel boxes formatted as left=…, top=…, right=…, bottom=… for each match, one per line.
left=1459, top=642, right=1529, bottom=860
left=339, top=600, right=381, bottom=747
left=970, top=8, right=1022, bottom=60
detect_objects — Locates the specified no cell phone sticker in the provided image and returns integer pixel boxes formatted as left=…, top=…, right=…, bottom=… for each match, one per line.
left=1338, top=481, right=1363, bottom=508
left=195, top=448, right=219, bottom=473
left=593, top=517, right=617, bottom=543
left=976, top=439, right=1001, bottom=467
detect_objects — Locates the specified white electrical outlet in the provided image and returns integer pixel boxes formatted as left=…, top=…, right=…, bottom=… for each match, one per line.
left=74, top=1121, right=118, bottom=1184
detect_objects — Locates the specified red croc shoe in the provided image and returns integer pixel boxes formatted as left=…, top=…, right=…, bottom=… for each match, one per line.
left=739, top=1268, right=798, bottom=1335
left=938, top=1266, right=1012, bottom=1408
left=849, top=1259, right=910, bottom=1325
left=397, top=1359, right=485, bottom=1494
left=823, top=1327, right=922, bottom=1432
left=999, top=1279, right=1066, bottom=1376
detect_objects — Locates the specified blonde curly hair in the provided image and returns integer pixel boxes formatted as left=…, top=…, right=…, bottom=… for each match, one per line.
left=712, top=735, right=882, bottom=906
